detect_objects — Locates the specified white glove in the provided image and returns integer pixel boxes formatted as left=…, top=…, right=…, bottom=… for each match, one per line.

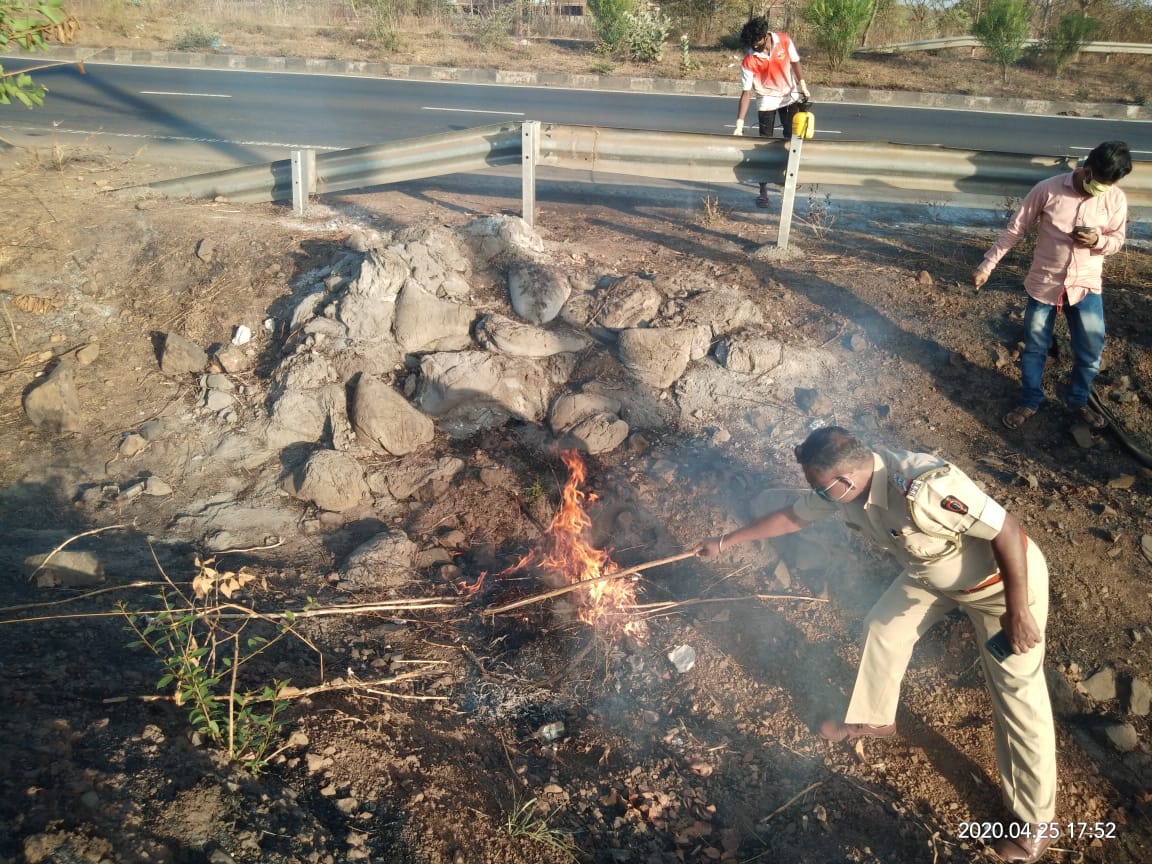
left=799, top=79, right=811, bottom=100
left=733, top=118, right=744, bottom=136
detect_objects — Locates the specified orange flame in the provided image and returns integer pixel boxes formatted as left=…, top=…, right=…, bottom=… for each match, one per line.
left=513, top=450, right=645, bottom=641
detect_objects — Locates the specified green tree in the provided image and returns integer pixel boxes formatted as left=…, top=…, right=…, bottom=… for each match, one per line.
left=803, top=0, right=875, bottom=70
left=971, top=0, right=1031, bottom=84
left=1, top=0, right=76, bottom=108
left=1039, top=12, right=1099, bottom=77
left=588, top=0, right=635, bottom=48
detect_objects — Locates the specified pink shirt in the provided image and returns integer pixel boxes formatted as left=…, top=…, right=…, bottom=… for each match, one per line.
left=976, top=172, right=1127, bottom=306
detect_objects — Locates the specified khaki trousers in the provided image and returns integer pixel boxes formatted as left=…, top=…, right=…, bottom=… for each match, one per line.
left=843, top=540, right=1056, bottom=823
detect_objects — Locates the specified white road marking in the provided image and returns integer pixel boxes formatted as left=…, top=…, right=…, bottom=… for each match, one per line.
left=139, top=90, right=233, bottom=98
left=422, top=106, right=524, bottom=116
left=1069, top=145, right=1152, bottom=155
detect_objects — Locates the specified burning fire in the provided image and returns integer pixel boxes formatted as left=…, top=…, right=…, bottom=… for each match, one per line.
left=511, top=450, right=646, bottom=641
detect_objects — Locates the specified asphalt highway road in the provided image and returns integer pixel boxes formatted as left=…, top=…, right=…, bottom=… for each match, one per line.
left=1, top=59, right=1149, bottom=169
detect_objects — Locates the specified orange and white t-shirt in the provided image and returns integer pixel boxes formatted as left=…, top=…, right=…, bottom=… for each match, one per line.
left=740, top=32, right=800, bottom=111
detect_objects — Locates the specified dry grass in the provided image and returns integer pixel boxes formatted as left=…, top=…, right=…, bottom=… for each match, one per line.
left=65, top=0, right=1152, bottom=105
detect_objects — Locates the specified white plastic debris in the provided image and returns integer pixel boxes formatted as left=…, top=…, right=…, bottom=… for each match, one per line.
left=667, top=644, right=696, bottom=674
left=535, top=721, right=565, bottom=742
left=231, top=324, right=252, bottom=346
left=263, top=318, right=276, bottom=332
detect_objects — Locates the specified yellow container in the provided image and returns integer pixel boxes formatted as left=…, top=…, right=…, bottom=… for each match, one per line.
left=792, top=108, right=815, bottom=139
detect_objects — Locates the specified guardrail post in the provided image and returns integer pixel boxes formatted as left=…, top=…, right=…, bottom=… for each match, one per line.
left=777, top=135, right=803, bottom=250
left=291, top=149, right=315, bottom=215
left=522, top=121, right=539, bottom=227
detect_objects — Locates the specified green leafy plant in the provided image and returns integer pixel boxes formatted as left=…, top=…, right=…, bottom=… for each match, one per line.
left=522, top=476, right=546, bottom=502
left=0, top=0, right=78, bottom=108
left=1037, top=12, right=1099, bottom=78
left=504, top=796, right=578, bottom=861
left=678, top=33, right=699, bottom=75
left=171, top=22, right=218, bottom=51
left=804, top=0, right=875, bottom=70
left=120, top=555, right=299, bottom=773
left=971, top=0, right=1030, bottom=85
left=588, top=0, right=633, bottom=49
left=622, top=1, right=671, bottom=63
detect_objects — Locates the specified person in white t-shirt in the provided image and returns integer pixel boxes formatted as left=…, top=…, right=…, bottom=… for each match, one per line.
left=733, top=16, right=810, bottom=208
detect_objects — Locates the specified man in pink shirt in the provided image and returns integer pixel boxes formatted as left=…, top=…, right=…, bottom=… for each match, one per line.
left=973, top=140, right=1131, bottom=431
left=732, top=16, right=809, bottom=208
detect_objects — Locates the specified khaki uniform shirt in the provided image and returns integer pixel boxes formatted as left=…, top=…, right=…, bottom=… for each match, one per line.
left=792, top=449, right=1007, bottom=593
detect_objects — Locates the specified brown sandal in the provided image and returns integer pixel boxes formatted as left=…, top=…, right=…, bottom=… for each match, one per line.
left=1002, top=406, right=1036, bottom=430
left=1076, top=405, right=1108, bottom=430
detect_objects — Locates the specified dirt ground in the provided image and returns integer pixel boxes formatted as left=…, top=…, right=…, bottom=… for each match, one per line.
left=2, top=137, right=1152, bottom=864
left=1, top=18, right=1152, bottom=864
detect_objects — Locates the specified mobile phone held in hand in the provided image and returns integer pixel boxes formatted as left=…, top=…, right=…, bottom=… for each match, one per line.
left=986, top=630, right=1014, bottom=664
left=1074, top=225, right=1091, bottom=234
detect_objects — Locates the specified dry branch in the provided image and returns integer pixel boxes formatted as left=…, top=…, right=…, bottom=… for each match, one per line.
left=485, top=550, right=697, bottom=616
left=24, top=524, right=128, bottom=584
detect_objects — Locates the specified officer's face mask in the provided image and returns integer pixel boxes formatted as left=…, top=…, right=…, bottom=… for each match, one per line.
left=1082, top=168, right=1110, bottom=197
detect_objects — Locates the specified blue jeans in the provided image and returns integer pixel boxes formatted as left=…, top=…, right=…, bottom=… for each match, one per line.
left=1020, top=292, right=1105, bottom=411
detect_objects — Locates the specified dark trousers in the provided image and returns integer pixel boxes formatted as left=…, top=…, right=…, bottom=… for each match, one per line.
left=757, top=101, right=801, bottom=198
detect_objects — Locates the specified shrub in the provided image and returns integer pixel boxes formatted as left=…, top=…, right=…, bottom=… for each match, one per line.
left=622, top=1, right=671, bottom=63
left=588, top=0, right=633, bottom=48
left=1037, top=13, right=1100, bottom=78
left=971, top=0, right=1031, bottom=84
left=804, top=0, right=875, bottom=70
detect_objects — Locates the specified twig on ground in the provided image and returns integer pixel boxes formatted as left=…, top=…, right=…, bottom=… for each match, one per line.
left=626, top=593, right=828, bottom=619
left=485, top=551, right=697, bottom=616
left=25, top=524, right=128, bottom=584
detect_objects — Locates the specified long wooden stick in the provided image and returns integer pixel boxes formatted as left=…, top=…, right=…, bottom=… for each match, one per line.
left=486, top=550, right=697, bottom=615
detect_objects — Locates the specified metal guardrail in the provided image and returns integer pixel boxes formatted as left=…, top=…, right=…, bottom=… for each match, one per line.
left=859, top=36, right=1152, bottom=55
left=143, top=122, right=1150, bottom=248
left=146, top=122, right=522, bottom=204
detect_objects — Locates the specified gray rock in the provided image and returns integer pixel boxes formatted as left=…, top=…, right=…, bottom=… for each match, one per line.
left=549, top=391, right=623, bottom=435
left=195, top=238, right=216, bottom=263
left=416, top=351, right=577, bottom=436
left=204, top=389, right=233, bottom=412
left=462, top=214, right=546, bottom=261
left=144, top=476, right=174, bottom=496
left=373, top=455, right=465, bottom=501
left=263, top=390, right=328, bottom=450
left=160, top=332, right=208, bottom=376
left=282, top=450, right=368, bottom=512
left=1082, top=666, right=1117, bottom=702
left=75, top=341, right=100, bottom=366
left=564, top=412, right=630, bottom=454
left=1129, top=677, right=1151, bottom=716
left=213, top=343, right=252, bottom=374
left=338, top=250, right=407, bottom=341
left=119, top=432, right=149, bottom=458
left=26, top=550, right=105, bottom=588
left=616, top=327, right=695, bottom=389
left=139, top=418, right=165, bottom=441
left=351, top=375, right=435, bottom=456
left=392, top=278, right=475, bottom=353
left=1102, top=721, right=1140, bottom=753
left=23, top=360, right=82, bottom=433
left=594, top=275, right=662, bottom=330
left=206, top=373, right=235, bottom=392
left=508, top=257, right=571, bottom=325
left=341, top=529, right=417, bottom=591
left=474, top=313, right=591, bottom=357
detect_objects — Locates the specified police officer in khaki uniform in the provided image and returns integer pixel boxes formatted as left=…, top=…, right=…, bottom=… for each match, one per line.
left=695, top=427, right=1056, bottom=863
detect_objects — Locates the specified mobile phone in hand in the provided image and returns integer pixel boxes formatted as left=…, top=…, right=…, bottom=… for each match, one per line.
left=986, top=630, right=1014, bottom=664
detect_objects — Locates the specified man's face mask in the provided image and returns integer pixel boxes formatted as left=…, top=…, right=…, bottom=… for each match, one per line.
left=1083, top=168, right=1110, bottom=197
